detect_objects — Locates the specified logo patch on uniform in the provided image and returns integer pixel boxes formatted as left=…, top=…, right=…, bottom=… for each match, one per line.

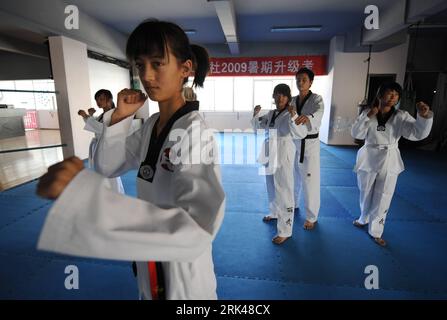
left=160, top=148, right=175, bottom=172
left=286, top=219, right=292, bottom=226
left=139, top=165, right=154, bottom=180
left=287, top=207, right=294, bottom=213
left=377, top=125, right=386, bottom=131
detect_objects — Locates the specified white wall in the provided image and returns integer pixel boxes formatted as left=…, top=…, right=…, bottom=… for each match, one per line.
left=315, top=75, right=333, bottom=143
left=322, top=35, right=409, bottom=145
left=87, top=58, right=130, bottom=115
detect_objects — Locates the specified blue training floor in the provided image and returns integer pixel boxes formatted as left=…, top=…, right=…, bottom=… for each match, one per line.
left=1, top=133, right=446, bottom=299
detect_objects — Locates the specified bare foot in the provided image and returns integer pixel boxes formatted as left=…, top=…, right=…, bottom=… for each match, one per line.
left=303, top=220, right=317, bottom=230
left=353, top=220, right=367, bottom=228
left=272, top=236, right=289, bottom=245
left=373, top=237, right=387, bottom=247
left=263, top=215, right=277, bottom=222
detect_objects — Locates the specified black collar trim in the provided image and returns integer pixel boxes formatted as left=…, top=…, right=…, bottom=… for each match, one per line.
left=269, top=107, right=287, bottom=127
left=137, top=101, right=199, bottom=182
left=296, top=91, right=313, bottom=115
left=376, top=107, right=396, bottom=131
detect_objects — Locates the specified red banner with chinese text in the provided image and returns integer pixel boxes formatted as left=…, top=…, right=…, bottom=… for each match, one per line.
left=209, top=56, right=326, bottom=76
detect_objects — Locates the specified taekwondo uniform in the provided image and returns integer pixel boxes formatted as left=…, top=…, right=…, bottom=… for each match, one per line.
left=251, top=108, right=307, bottom=237
left=38, top=101, right=226, bottom=300
left=291, top=92, right=324, bottom=223
left=351, top=107, right=433, bottom=238
left=84, top=115, right=124, bottom=194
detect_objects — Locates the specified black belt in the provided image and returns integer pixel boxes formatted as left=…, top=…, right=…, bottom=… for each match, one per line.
left=299, top=133, right=319, bottom=163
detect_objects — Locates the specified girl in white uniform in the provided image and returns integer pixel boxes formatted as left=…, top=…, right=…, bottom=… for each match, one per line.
left=351, top=82, right=433, bottom=246
left=251, top=84, right=307, bottom=244
left=290, top=68, right=324, bottom=230
left=78, top=89, right=124, bottom=194
left=36, top=19, right=225, bottom=300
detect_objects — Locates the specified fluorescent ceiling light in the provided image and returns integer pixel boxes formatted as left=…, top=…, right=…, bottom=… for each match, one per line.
left=271, top=25, right=322, bottom=32
left=184, top=29, right=196, bottom=35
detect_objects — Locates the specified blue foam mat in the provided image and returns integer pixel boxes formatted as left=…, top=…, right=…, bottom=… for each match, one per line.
left=1, top=134, right=446, bottom=299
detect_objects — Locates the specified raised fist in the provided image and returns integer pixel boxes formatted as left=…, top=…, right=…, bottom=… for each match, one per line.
left=36, top=157, right=84, bottom=200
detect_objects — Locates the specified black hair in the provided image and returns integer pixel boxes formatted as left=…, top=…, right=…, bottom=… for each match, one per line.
left=126, top=19, right=210, bottom=88
left=94, top=89, right=115, bottom=108
left=94, top=89, right=113, bottom=100
left=273, top=83, right=292, bottom=103
left=295, top=67, right=315, bottom=82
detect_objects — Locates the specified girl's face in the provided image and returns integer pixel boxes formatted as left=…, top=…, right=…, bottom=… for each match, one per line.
left=296, top=73, right=312, bottom=92
left=380, top=89, right=399, bottom=108
left=96, top=94, right=110, bottom=109
left=273, top=93, right=289, bottom=110
left=135, top=48, right=192, bottom=103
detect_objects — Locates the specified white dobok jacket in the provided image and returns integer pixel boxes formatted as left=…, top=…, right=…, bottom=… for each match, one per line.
left=251, top=108, right=308, bottom=169
left=84, top=115, right=124, bottom=194
left=291, top=93, right=324, bottom=137
left=351, top=108, right=434, bottom=174
left=38, top=101, right=226, bottom=300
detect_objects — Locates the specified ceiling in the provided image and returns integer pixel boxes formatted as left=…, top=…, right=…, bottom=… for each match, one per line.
left=0, top=0, right=445, bottom=59
left=425, top=7, right=447, bottom=24
left=68, top=0, right=394, bottom=43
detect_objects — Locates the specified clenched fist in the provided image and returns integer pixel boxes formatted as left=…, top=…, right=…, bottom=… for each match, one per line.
left=416, top=101, right=430, bottom=118
left=295, top=115, right=309, bottom=125
left=88, top=108, right=96, bottom=116
left=111, top=89, right=147, bottom=125
left=367, top=98, right=380, bottom=118
left=367, top=107, right=379, bottom=118
left=36, top=157, right=84, bottom=200
left=253, top=105, right=261, bottom=117
left=78, top=109, right=88, bottom=119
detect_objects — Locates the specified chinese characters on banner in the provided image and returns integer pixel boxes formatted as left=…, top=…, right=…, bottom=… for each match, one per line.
left=209, top=56, right=327, bottom=76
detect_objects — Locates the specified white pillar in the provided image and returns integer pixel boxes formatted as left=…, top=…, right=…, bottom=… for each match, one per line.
left=49, top=36, right=92, bottom=159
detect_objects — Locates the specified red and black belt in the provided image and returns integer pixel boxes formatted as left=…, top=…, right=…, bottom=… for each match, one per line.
left=148, top=261, right=166, bottom=300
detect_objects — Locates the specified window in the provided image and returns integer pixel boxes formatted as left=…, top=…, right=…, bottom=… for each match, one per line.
left=233, top=77, right=253, bottom=111
left=173, top=76, right=326, bottom=112
left=196, top=79, right=215, bottom=111
left=214, top=78, right=233, bottom=112
left=253, top=80, right=274, bottom=110
left=0, top=79, right=57, bottom=111
left=32, top=80, right=57, bottom=111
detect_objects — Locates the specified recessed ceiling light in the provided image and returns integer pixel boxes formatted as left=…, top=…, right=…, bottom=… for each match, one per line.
left=184, top=29, right=196, bottom=35
left=271, top=25, right=322, bottom=32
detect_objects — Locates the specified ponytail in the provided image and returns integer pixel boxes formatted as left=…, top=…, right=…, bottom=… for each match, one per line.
left=190, top=44, right=210, bottom=88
